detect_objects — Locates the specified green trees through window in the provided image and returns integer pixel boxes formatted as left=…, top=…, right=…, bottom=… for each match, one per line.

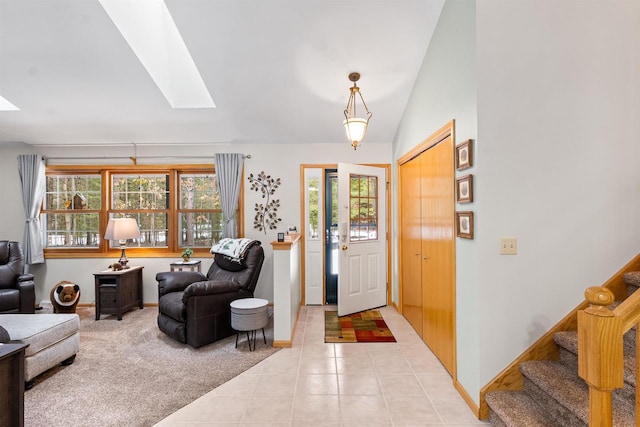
left=42, top=166, right=239, bottom=255
left=43, top=175, right=101, bottom=247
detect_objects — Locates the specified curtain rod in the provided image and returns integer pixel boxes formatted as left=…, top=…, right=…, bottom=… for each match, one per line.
left=44, top=154, right=251, bottom=164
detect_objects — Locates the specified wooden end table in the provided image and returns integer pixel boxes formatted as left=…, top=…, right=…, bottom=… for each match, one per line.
left=0, top=343, right=27, bottom=427
left=94, top=265, right=144, bottom=321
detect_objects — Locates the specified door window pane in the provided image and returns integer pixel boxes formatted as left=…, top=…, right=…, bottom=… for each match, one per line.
left=349, top=174, right=378, bottom=241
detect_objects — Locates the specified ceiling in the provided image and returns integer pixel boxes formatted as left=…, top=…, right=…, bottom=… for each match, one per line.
left=0, top=0, right=444, bottom=147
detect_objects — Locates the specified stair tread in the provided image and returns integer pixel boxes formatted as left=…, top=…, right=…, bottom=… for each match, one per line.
left=623, top=271, right=640, bottom=288
left=485, top=390, right=557, bottom=427
left=521, top=360, right=635, bottom=425
left=553, top=330, right=578, bottom=353
left=554, top=330, right=637, bottom=386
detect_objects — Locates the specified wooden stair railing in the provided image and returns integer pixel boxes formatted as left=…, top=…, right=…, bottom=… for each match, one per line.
left=578, top=286, right=640, bottom=426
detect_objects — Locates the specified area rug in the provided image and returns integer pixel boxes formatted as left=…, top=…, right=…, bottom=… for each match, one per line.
left=24, top=306, right=279, bottom=427
left=324, top=309, right=396, bottom=343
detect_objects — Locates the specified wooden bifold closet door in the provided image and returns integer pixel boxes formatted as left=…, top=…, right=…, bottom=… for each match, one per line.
left=400, top=125, right=455, bottom=376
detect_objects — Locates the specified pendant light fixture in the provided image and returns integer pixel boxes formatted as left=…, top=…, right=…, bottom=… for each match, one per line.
left=343, top=72, right=372, bottom=150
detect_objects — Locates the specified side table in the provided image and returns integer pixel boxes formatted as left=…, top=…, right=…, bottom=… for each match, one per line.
left=170, top=260, right=202, bottom=272
left=94, top=266, right=144, bottom=321
left=230, top=298, right=269, bottom=351
left=0, top=343, right=27, bottom=427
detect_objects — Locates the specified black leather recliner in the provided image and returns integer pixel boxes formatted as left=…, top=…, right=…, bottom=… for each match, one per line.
left=0, top=240, right=35, bottom=314
left=156, top=242, right=264, bottom=348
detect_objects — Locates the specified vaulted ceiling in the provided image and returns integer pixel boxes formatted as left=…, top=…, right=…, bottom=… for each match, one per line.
left=0, top=0, right=444, bottom=147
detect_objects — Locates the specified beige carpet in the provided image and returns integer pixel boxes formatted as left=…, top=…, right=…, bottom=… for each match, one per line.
left=24, top=306, right=278, bottom=427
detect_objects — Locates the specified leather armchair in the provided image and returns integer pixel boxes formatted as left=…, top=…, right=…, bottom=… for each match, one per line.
left=156, top=242, right=264, bottom=348
left=0, top=241, right=35, bottom=314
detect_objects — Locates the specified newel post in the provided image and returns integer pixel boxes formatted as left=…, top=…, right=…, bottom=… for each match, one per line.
left=577, top=286, right=624, bottom=427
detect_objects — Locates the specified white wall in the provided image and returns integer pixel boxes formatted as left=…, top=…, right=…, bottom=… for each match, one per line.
left=476, top=0, right=640, bottom=391
left=0, top=141, right=390, bottom=306
left=392, top=0, right=478, bottom=402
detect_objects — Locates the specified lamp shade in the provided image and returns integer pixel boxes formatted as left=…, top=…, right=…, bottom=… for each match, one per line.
left=343, top=117, right=369, bottom=147
left=104, top=218, right=141, bottom=242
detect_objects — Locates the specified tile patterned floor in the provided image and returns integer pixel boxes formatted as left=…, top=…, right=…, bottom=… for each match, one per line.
left=155, top=305, right=490, bottom=426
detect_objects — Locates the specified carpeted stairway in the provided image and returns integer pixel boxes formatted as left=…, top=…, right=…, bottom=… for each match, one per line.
left=485, top=272, right=640, bottom=426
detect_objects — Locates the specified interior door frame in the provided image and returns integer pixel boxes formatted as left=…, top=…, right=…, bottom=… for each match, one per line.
left=300, top=163, right=392, bottom=307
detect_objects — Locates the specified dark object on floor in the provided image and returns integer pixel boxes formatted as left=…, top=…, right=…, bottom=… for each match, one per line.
left=156, top=242, right=265, bottom=348
left=50, top=281, right=81, bottom=313
left=0, top=241, right=35, bottom=314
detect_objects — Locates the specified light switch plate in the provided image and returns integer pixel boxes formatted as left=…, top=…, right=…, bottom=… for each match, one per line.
left=500, top=238, right=517, bottom=255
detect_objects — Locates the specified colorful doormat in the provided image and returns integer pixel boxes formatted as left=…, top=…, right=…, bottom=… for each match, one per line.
left=324, top=310, right=396, bottom=343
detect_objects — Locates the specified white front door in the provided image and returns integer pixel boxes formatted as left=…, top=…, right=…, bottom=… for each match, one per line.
left=337, top=163, right=387, bottom=316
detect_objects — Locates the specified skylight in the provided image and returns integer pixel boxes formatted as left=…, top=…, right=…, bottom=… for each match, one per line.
left=0, top=95, right=19, bottom=111
left=99, top=0, right=215, bottom=109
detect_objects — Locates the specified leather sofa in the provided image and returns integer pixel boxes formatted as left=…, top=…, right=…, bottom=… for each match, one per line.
left=0, top=241, right=35, bottom=314
left=156, top=242, right=264, bottom=348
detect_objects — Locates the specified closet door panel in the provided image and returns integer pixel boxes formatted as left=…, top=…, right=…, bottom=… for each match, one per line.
left=421, top=136, right=455, bottom=374
left=400, top=157, right=423, bottom=336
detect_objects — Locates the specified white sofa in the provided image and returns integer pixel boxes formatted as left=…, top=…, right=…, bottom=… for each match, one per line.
left=0, top=313, right=79, bottom=388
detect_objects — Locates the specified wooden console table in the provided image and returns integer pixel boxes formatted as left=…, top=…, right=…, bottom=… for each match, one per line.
left=0, top=343, right=27, bottom=427
left=94, top=266, right=144, bottom=321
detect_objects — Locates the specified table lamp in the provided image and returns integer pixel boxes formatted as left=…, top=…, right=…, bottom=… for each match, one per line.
left=104, top=217, right=140, bottom=269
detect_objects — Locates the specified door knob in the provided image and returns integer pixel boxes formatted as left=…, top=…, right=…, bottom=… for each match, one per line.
left=423, top=256, right=429, bottom=260
left=342, top=245, right=348, bottom=251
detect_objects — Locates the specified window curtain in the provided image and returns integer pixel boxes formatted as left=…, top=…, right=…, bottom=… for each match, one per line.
left=214, top=153, right=244, bottom=239
left=17, top=154, right=46, bottom=265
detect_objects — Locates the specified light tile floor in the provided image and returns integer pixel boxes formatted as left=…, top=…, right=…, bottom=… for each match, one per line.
left=155, top=305, right=490, bottom=426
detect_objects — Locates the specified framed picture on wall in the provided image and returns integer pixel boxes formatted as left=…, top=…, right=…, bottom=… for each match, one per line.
left=456, top=139, right=473, bottom=170
left=456, top=174, right=474, bottom=203
left=456, top=211, right=474, bottom=239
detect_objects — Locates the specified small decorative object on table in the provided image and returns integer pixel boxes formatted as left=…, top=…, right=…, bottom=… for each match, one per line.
left=180, top=247, right=193, bottom=262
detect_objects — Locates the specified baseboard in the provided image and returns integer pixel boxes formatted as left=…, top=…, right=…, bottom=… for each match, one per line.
left=455, top=378, right=480, bottom=418
left=272, top=340, right=292, bottom=348
left=478, top=252, right=640, bottom=420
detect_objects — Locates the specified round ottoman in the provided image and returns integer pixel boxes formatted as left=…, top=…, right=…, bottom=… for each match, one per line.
left=230, top=298, right=269, bottom=351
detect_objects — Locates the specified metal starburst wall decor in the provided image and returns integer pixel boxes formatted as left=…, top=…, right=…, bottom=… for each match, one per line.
left=248, top=171, right=282, bottom=233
